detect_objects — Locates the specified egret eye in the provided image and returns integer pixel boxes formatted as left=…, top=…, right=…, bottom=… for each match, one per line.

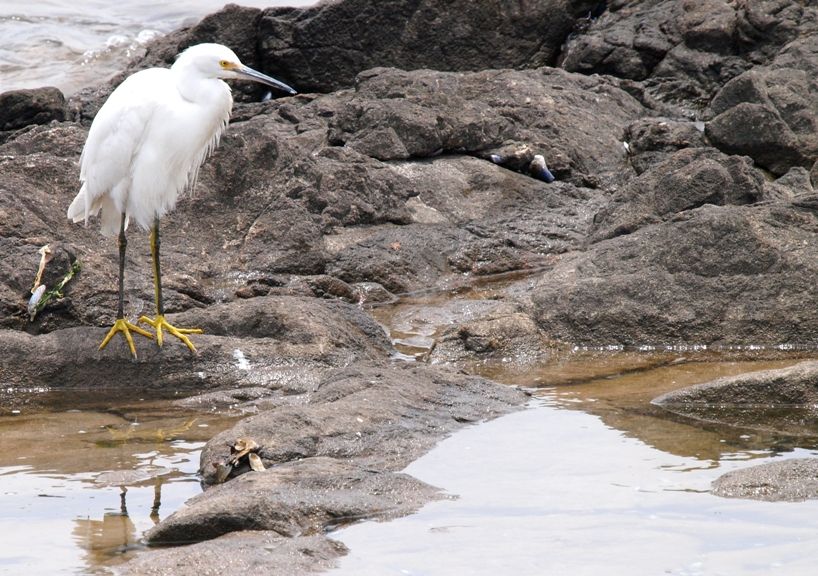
left=219, top=59, right=231, bottom=68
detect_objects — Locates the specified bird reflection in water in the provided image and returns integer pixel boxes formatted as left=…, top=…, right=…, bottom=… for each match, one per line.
left=71, top=417, right=196, bottom=566
left=72, top=474, right=165, bottom=567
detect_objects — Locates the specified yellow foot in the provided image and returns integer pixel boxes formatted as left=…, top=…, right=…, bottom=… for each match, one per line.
left=138, top=314, right=203, bottom=352
left=99, top=318, right=155, bottom=359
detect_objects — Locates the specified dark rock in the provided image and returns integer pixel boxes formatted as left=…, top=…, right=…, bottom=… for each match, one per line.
left=16, top=45, right=818, bottom=355
left=258, top=0, right=600, bottom=93
left=197, top=363, right=527, bottom=485
left=122, top=532, right=346, bottom=575
left=624, top=116, right=707, bottom=174
left=329, top=66, right=644, bottom=183
left=303, top=274, right=360, bottom=302
left=0, top=119, right=84, bottom=157
left=146, top=457, right=440, bottom=544
left=707, top=66, right=818, bottom=175
left=113, top=0, right=601, bottom=98
left=561, top=1, right=681, bottom=81
left=561, top=0, right=813, bottom=111
left=679, top=0, right=737, bottom=54
left=591, top=148, right=765, bottom=242
left=323, top=223, right=470, bottom=293
left=768, top=167, right=813, bottom=203
left=1, top=65, right=642, bottom=328
left=706, top=101, right=812, bottom=176
left=430, top=303, right=554, bottom=365
left=0, top=295, right=392, bottom=390
left=533, top=204, right=818, bottom=346
left=712, top=458, right=818, bottom=502
left=0, top=87, right=66, bottom=135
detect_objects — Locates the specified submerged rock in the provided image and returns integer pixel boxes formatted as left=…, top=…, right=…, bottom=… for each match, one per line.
left=654, top=360, right=818, bottom=409
left=653, top=361, right=818, bottom=437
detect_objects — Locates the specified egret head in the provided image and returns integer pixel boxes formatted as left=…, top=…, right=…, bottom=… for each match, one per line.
left=175, top=43, right=297, bottom=95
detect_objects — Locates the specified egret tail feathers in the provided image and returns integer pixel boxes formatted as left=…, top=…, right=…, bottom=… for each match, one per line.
left=66, top=186, right=89, bottom=224
left=67, top=186, right=127, bottom=237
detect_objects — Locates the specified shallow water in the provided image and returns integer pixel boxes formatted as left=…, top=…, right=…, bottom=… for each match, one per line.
left=332, top=399, right=818, bottom=576
left=333, top=281, right=818, bottom=575
left=0, top=391, right=239, bottom=575
left=0, top=0, right=316, bottom=95
left=3, top=310, right=818, bottom=574
left=330, top=367, right=818, bottom=576
left=4, top=355, right=816, bottom=575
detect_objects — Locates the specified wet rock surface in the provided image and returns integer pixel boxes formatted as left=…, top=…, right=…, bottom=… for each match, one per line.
left=146, top=457, right=441, bottom=544
left=6, top=0, right=818, bottom=570
left=0, top=295, right=392, bottom=390
left=712, top=458, right=818, bottom=502
left=122, top=532, right=347, bottom=576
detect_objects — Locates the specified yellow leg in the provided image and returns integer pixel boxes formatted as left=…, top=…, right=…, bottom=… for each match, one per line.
left=99, top=213, right=154, bottom=359
left=99, top=318, right=155, bottom=359
left=137, top=219, right=203, bottom=353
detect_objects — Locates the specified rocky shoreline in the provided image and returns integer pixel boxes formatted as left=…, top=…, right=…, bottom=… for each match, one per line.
left=5, top=0, right=818, bottom=572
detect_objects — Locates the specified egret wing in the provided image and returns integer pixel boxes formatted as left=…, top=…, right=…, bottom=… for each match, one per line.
left=77, top=69, right=173, bottom=223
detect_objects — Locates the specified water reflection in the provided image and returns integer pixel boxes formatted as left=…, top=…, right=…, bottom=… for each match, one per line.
left=331, top=401, right=818, bottom=576
left=373, top=281, right=818, bottom=458
left=478, top=350, right=818, bottom=461
left=351, top=278, right=818, bottom=574
left=73, top=501, right=139, bottom=568
left=0, top=391, right=238, bottom=575
left=72, top=476, right=166, bottom=570
left=377, top=283, right=818, bottom=458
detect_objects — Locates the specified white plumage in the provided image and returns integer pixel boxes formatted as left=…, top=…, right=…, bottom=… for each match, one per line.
left=68, top=44, right=238, bottom=235
left=67, top=43, right=296, bottom=358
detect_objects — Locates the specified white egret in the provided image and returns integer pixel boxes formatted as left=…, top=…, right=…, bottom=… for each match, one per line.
left=67, top=43, right=296, bottom=358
